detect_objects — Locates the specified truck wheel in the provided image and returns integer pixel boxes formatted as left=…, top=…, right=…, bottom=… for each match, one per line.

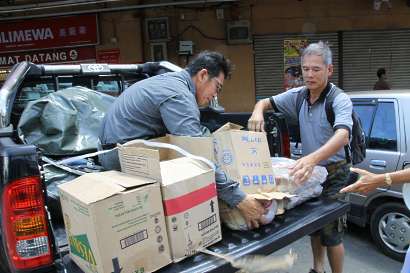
left=370, top=202, right=410, bottom=261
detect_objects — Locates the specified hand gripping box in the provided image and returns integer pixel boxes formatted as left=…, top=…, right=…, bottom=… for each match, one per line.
left=213, top=123, right=276, bottom=194
left=58, top=171, right=171, bottom=273
left=118, top=137, right=222, bottom=262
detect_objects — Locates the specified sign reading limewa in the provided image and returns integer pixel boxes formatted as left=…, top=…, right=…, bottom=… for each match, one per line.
left=0, top=14, right=98, bottom=53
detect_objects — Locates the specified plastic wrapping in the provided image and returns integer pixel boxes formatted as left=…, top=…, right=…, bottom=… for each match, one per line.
left=271, top=157, right=328, bottom=210
left=17, top=86, right=115, bottom=155
left=271, top=157, right=327, bottom=194
left=44, top=159, right=104, bottom=221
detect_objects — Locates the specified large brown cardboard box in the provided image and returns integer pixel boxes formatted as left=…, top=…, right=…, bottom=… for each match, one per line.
left=58, top=171, right=171, bottom=273
left=118, top=137, right=222, bottom=262
left=213, top=123, right=275, bottom=194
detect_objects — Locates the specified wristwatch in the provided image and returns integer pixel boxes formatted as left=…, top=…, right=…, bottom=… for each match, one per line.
left=384, top=173, right=392, bottom=186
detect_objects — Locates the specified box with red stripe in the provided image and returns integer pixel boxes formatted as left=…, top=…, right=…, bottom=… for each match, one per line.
left=118, top=135, right=222, bottom=262
left=161, top=157, right=221, bottom=262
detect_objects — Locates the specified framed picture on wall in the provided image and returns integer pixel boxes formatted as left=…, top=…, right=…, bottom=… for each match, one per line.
left=150, top=42, right=167, bottom=61
left=145, top=17, right=170, bottom=41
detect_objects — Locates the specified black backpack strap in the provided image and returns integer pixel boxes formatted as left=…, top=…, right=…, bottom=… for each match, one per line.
left=295, top=87, right=307, bottom=117
left=293, top=87, right=308, bottom=145
left=324, top=84, right=351, bottom=163
left=324, top=84, right=342, bottom=126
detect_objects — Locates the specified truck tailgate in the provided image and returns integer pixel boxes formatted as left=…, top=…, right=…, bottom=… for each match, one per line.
left=59, top=198, right=349, bottom=273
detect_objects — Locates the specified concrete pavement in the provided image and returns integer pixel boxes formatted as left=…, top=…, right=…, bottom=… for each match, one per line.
left=273, top=225, right=402, bottom=273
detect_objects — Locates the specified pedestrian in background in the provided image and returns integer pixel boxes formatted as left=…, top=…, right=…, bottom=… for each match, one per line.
left=373, top=67, right=391, bottom=90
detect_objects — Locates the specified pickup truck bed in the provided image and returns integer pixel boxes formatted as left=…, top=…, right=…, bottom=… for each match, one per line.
left=0, top=61, right=349, bottom=273
left=59, top=199, right=349, bottom=273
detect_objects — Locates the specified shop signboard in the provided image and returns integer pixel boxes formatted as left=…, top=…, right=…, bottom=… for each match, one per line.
left=96, top=48, right=120, bottom=64
left=0, top=46, right=96, bottom=67
left=0, top=14, right=98, bottom=53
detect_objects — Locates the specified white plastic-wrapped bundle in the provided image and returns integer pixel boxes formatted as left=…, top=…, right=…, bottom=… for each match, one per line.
left=271, top=157, right=328, bottom=209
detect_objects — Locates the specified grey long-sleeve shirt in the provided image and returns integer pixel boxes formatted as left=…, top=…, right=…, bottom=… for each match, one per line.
left=99, top=69, right=245, bottom=207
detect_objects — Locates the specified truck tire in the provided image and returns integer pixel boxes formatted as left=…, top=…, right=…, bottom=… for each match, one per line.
left=370, top=202, right=410, bottom=261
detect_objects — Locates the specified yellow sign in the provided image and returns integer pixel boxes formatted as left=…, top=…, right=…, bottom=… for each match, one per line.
left=283, top=39, right=308, bottom=90
left=0, top=70, right=9, bottom=82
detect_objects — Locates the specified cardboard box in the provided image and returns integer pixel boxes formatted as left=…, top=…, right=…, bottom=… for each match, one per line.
left=213, top=123, right=275, bottom=194
left=58, top=171, right=171, bottom=273
left=118, top=137, right=222, bottom=262
left=154, top=134, right=214, bottom=162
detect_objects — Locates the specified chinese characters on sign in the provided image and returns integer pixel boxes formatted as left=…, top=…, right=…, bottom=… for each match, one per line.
left=283, top=39, right=308, bottom=90
left=96, top=48, right=121, bottom=64
left=0, top=14, right=98, bottom=67
left=0, top=14, right=98, bottom=53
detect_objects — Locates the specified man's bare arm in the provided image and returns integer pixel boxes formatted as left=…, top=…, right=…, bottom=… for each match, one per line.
left=248, top=98, right=273, bottom=132
left=291, top=128, right=350, bottom=184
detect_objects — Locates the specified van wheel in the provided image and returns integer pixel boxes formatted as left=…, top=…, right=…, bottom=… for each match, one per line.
left=370, top=202, right=410, bottom=261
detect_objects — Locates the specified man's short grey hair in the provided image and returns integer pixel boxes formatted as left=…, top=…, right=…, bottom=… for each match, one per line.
left=301, top=41, right=332, bottom=65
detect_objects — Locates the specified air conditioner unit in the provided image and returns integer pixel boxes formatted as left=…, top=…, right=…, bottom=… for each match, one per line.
left=226, top=20, right=252, bottom=45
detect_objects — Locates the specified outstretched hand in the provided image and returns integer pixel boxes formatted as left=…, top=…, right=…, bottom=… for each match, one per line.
left=340, top=167, right=383, bottom=194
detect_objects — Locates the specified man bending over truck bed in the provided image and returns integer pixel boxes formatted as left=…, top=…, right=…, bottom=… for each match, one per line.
left=99, top=51, right=266, bottom=230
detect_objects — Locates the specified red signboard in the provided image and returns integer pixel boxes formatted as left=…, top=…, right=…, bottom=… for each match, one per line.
left=96, top=48, right=120, bottom=64
left=0, top=14, right=98, bottom=53
left=0, top=46, right=96, bottom=67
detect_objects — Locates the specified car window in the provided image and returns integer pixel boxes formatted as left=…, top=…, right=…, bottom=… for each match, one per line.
left=352, top=103, right=376, bottom=137
left=95, top=80, right=120, bottom=96
left=57, top=77, right=121, bottom=96
left=369, top=102, right=397, bottom=151
left=14, top=81, right=55, bottom=111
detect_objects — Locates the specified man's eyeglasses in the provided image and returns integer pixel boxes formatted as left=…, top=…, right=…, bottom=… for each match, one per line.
left=212, top=78, right=223, bottom=94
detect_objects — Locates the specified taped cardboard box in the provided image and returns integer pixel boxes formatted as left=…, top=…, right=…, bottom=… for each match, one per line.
left=213, top=123, right=275, bottom=194
left=58, top=171, right=171, bottom=273
left=118, top=138, right=222, bottom=262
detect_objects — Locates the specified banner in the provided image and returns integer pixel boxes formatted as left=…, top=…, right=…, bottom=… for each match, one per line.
left=283, top=39, right=308, bottom=90
left=0, top=46, right=96, bottom=67
left=96, top=48, right=120, bottom=64
left=0, top=14, right=98, bottom=53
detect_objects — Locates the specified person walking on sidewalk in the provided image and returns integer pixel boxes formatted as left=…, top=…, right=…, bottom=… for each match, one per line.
left=373, top=67, right=391, bottom=90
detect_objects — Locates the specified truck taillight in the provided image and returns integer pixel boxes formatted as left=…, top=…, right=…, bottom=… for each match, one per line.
left=281, top=130, right=291, bottom=158
left=2, top=176, right=53, bottom=270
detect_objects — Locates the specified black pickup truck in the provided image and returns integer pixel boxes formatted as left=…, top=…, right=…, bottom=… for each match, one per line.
left=0, top=61, right=349, bottom=273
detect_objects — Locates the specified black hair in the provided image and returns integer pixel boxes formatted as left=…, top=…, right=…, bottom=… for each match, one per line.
left=186, top=51, right=231, bottom=79
left=377, top=68, right=386, bottom=78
